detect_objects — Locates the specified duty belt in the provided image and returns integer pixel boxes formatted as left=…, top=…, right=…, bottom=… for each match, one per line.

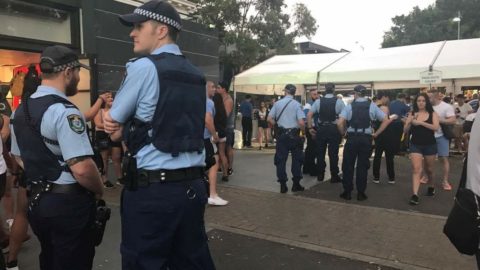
left=137, top=167, right=204, bottom=186
left=27, top=182, right=91, bottom=210
left=277, top=127, right=300, bottom=135
left=347, top=132, right=372, bottom=137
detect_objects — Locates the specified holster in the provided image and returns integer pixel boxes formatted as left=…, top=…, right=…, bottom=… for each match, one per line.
left=121, top=151, right=138, bottom=191
left=92, top=199, right=111, bottom=246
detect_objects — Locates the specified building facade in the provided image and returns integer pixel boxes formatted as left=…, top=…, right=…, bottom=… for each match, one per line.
left=0, top=0, right=219, bottom=112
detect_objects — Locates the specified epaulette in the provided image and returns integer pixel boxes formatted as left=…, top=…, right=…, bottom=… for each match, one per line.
left=128, top=56, right=146, bottom=63
left=62, top=103, right=77, bottom=108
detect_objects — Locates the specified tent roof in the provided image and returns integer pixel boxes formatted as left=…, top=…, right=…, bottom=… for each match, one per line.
left=433, top=38, right=480, bottom=79
left=319, top=41, right=445, bottom=83
left=234, top=52, right=347, bottom=86
left=233, top=38, right=480, bottom=93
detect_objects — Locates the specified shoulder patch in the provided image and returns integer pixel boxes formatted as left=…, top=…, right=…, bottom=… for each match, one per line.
left=67, top=114, right=85, bottom=134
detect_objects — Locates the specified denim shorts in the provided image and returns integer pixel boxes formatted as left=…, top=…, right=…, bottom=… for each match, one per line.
left=409, top=143, right=437, bottom=156
left=435, top=135, right=450, bottom=157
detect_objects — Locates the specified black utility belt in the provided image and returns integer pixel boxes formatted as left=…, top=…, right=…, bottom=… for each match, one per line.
left=137, top=167, right=204, bottom=184
left=317, top=122, right=336, bottom=126
left=28, top=182, right=90, bottom=195
left=347, top=132, right=372, bottom=137
left=278, top=127, right=299, bottom=133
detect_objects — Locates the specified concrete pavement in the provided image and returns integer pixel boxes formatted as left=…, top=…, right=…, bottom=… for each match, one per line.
left=10, top=150, right=476, bottom=269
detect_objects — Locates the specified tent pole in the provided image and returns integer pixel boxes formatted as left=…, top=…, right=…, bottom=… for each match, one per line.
left=233, top=77, right=237, bottom=129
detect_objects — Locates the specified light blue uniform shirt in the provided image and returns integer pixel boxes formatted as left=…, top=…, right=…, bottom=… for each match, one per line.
left=339, top=97, right=386, bottom=134
left=268, top=95, right=305, bottom=129
left=11, top=86, right=93, bottom=184
left=310, top=94, right=345, bottom=124
left=109, top=44, right=205, bottom=170
left=204, top=98, right=215, bottom=139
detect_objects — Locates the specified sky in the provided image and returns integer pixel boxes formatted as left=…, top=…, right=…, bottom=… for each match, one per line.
left=284, top=0, right=436, bottom=52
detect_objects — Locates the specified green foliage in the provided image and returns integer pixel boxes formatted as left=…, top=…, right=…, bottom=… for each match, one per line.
left=382, top=0, right=480, bottom=48
left=191, top=0, right=317, bottom=75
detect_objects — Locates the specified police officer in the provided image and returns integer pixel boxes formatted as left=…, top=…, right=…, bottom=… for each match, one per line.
left=267, top=84, right=305, bottom=193
left=337, top=85, right=390, bottom=201
left=307, top=83, right=345, bottom=183
left=103, top=1, right=216, bottom=269
left=11, top=45, right=104, bottom=270
left=303, top=88, right=319, bottom=176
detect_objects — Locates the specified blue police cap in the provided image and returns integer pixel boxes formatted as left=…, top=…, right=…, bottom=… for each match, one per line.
left=353, top=85, right=367, bottom=94
left=40, top=45, right=90, bottom=74
left=284, top=84, right=296, bottom=95
left=119, top=0, right=182, bottom=31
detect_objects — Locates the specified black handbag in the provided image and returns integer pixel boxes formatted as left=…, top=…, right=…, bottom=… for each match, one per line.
left=443, top=157, right=480, bottom=255
left=440, top=123, right=455, bottom=140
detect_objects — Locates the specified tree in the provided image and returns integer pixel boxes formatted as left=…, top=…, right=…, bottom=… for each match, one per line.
left=382, top=0, right=480, bottom=48
left=191, top=0, right=318, bottom=79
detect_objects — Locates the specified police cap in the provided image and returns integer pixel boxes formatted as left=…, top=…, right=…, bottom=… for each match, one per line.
left=40, top=45, right=90, bottom=74
left=119, top=0, right=182, bottom=31
left=284, top=84, right=296, bottom=95
left=353, top=85, right=367, bottom=94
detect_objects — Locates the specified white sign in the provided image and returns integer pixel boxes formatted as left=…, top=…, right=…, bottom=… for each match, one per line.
left=420, top=70, right=442, bottom=84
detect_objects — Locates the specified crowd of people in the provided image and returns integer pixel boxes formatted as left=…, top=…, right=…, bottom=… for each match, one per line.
left=261, top=83, right=477, bottom=205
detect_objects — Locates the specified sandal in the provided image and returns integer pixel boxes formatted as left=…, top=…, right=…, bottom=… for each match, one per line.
left=442, top=182, right=452, bottom=191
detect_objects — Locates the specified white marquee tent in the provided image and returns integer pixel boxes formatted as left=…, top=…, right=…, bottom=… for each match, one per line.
left=233, top=38, right=480, bottom=95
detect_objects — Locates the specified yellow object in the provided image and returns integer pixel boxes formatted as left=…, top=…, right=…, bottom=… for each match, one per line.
left=10, top=72, right=25, bottom=97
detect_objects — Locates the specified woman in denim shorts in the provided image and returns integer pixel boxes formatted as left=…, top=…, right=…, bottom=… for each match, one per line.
left=404, top=93, right=439, bottom=205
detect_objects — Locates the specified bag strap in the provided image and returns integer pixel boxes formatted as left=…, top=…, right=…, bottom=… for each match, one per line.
left=275, top=100, right=293, bottom=123
left=457, top=156, right=468, bottom=193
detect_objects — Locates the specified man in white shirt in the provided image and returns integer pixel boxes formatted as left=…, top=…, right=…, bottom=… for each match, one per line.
left=428, top=89, right=456, bottom=191
left=453, top=94, right=474, bottom=151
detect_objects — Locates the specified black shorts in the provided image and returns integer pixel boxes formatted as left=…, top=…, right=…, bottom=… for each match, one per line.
left=258, top=120, right=268, bottom=129
left=96, top=131, right=122, bottom=150
left=226, top=129, right=234, bottom=147
left=204, top=139, right=216, bottom=171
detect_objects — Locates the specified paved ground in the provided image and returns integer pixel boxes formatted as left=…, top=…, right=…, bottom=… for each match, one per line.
left=208, top=229, right=397, bottom=270
left=9, top=150, right=476, bottom=270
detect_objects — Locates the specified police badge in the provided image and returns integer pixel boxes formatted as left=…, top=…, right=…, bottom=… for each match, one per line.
left=67, top=114, right=85, bottom=134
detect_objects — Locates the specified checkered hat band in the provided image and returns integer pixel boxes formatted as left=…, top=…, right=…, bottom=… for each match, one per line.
left=134, top=8, right=182, bottom=30
left=52, top=60, right=81, bottom=73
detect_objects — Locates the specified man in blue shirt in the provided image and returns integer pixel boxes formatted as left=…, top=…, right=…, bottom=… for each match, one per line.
left=240, top=95, right=253, bottom=147
left=303, top=89, right=319, bottom=176
left=11, top=45, right=104, bottom=270
left=307, top=83, right=345, bottom=183
left=268, top=84, right=306, bottom=193
left=103, top=1, right=215, bottom=269
left=337, top=85, right=390, bottom=201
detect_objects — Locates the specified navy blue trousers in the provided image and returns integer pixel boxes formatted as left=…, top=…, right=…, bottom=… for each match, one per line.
left=316, top=125, right=341, bottom=176
left=28, top=192, right=96, bottom=270
left=341, top=135, right=372, bottom=193
left=121, top=178, right=215, bottom=270
left=274, top=134, right=304, bottom=183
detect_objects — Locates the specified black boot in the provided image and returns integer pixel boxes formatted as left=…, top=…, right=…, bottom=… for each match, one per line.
left=330, top=174, right=342, bottom=183
left=339, top=191, right=352, bottom=200
left=280, top=183, right=288, bottom=194
left=317, top=173, right=325, bottom=182
left=357, top=192, right=368, bottom=201
left=291, top=183, right=305, bottom=192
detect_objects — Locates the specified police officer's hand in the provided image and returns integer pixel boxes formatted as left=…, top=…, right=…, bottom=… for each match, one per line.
left=308, top=128, right=316, bottom=137
left=103, top=111, right=120, bottom=134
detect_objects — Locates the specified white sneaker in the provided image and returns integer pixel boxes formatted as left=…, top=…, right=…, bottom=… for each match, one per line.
left=208, top=195, right=228, bottom=206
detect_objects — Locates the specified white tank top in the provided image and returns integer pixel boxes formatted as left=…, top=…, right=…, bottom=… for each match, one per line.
left=0, top=141, right=7, bottom=174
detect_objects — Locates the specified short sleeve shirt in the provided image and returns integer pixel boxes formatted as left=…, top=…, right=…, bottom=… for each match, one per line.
left=11, top=86, right=93, bottom=184
left=268, top=96, right=304, bottom=129
left=433, top=101, right=455, bottom=137
left=204, top=98, right=215, bottom=139
left=339, top=97, right=386, bottom=134
left=310, top=94, right=345, bottom=124
left=108, top=44, right=205, bottom=170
